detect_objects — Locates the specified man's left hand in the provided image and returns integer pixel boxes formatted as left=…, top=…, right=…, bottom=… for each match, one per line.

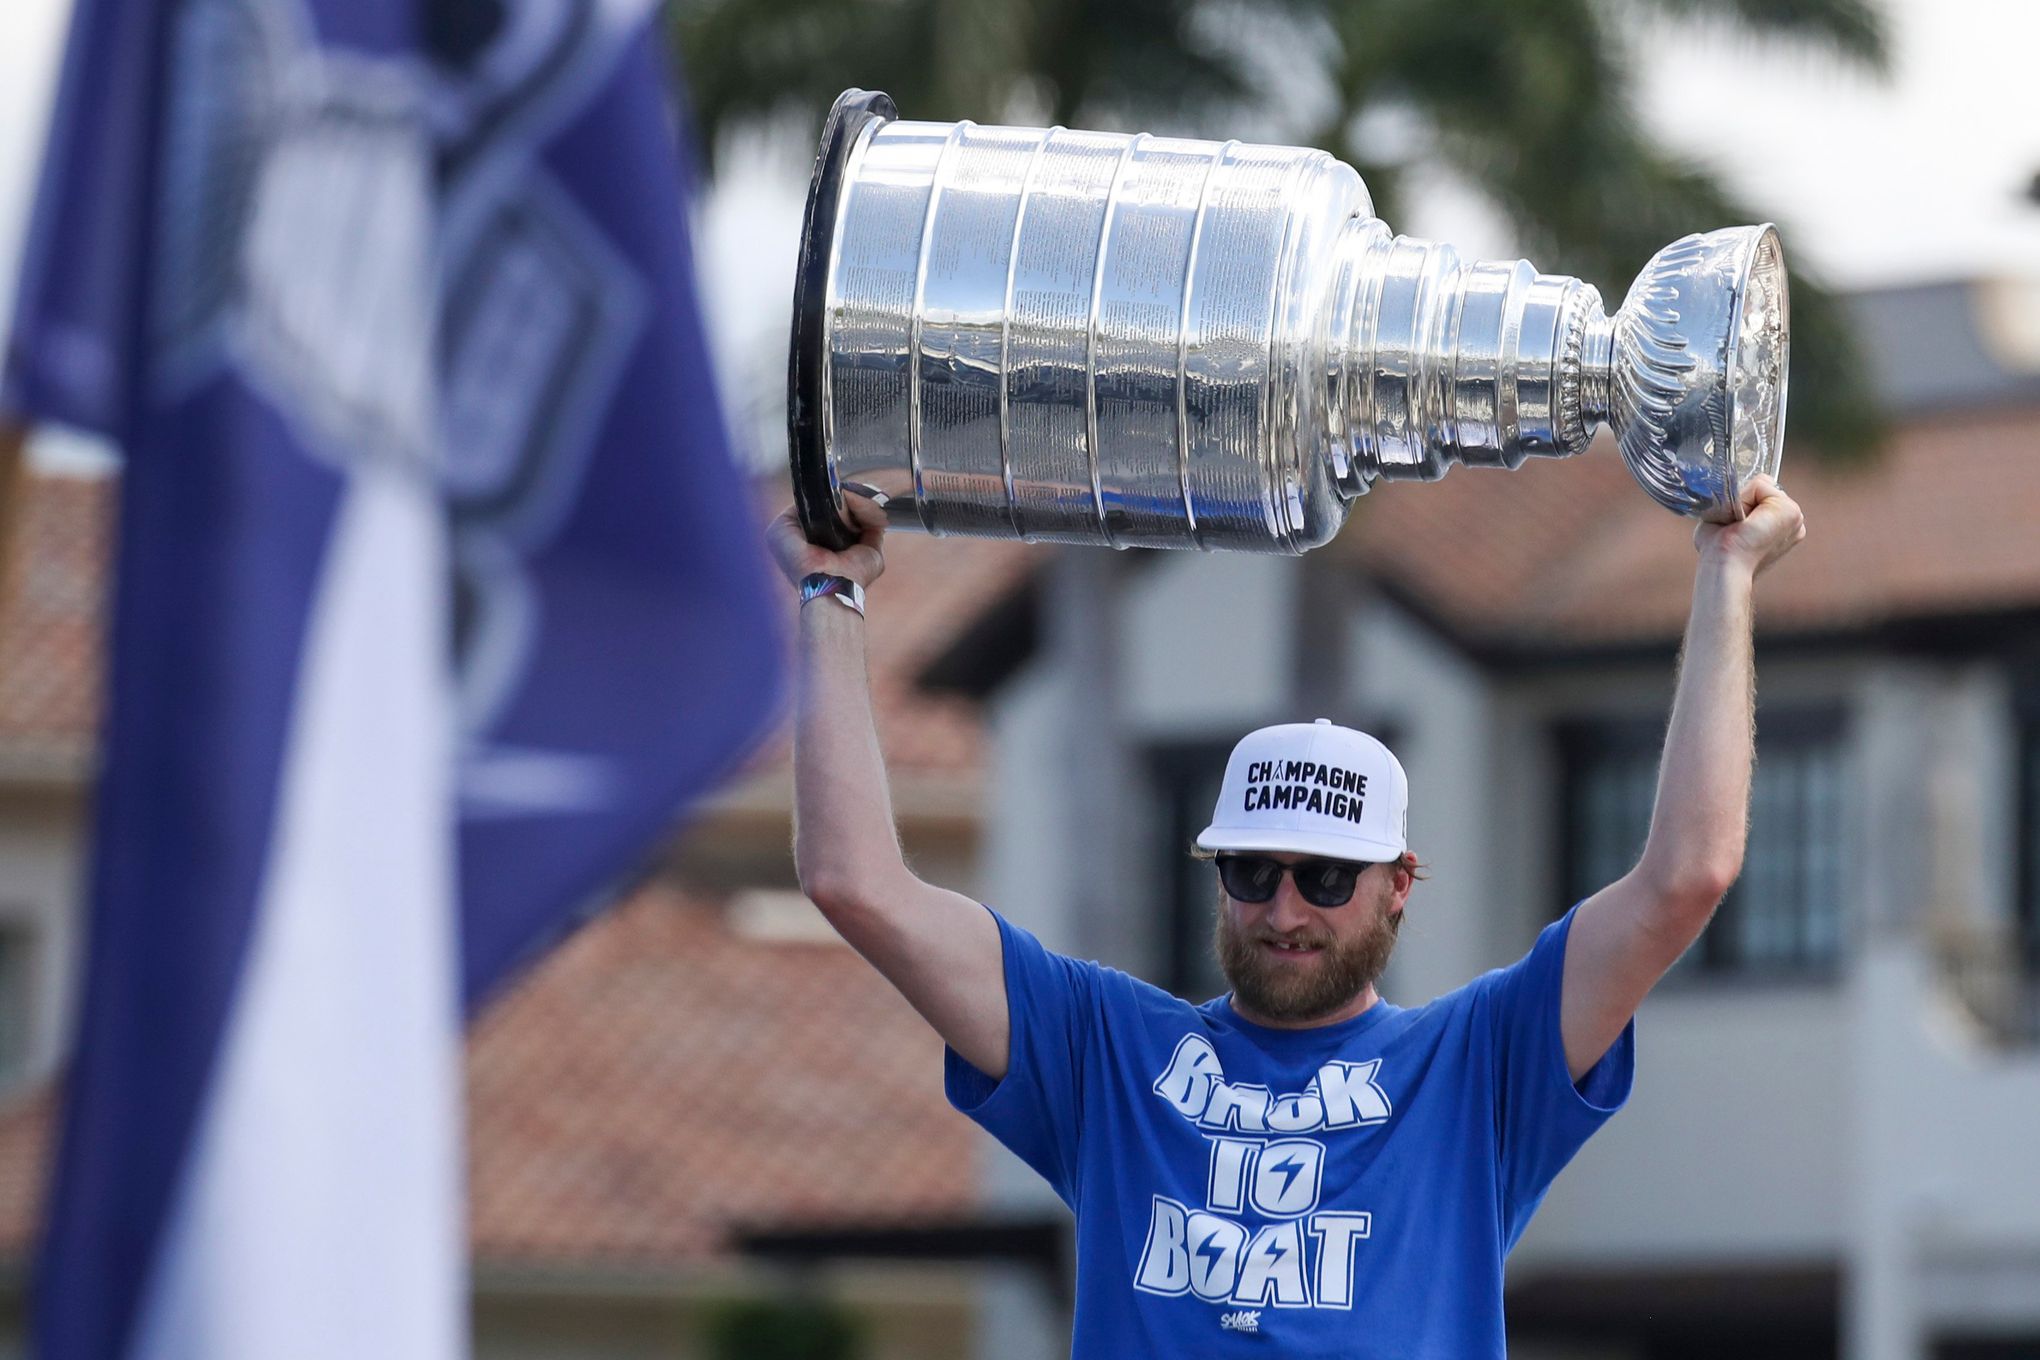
left=1693, top=475, right=1805, bottom=577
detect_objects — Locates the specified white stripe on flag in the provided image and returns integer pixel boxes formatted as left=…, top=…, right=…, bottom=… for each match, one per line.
left=133, top=463, right=465, bottom=1360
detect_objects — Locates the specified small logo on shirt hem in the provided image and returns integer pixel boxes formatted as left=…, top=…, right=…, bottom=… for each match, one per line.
left=1219, top=1310, right=1262, bottom=1334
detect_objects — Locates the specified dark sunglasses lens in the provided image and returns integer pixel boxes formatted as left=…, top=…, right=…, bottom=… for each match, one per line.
left=1296, top=860, right=1361, bottom=907
left=1217, top=856, right=1281, bottom=903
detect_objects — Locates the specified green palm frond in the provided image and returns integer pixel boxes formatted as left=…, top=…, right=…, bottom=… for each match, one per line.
left=666, top=0, right=1896, bottom=457
left=1444, top=115, right=1881, bottom=458
left=1628, top=0, right=1890, bottom=68
left=668, top=0, right=1267, bottom=168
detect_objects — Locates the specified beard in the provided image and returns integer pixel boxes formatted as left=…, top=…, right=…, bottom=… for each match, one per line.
left=1213, top=888, right=1402, bottom=1025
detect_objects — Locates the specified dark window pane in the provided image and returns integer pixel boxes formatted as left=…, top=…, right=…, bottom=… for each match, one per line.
left=1559, top=717, right=1661, bottom=913
left=0, top=924, right=31, bottom=1085
left=1559, top=709, right=1845, bottom=976
left=1149, top=742, right=1234, bottom=1000
left=2021, top=718, right=2040, bottom=967
left=1805, top=750, right=1844, bottom=963
left=1734, top=737, right=1844, bottom=970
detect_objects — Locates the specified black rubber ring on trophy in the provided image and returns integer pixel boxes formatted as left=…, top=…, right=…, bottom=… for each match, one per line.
left=789, top=88, right=898, bottom=551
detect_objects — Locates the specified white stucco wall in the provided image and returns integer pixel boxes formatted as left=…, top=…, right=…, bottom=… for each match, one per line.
left=1345, top=594, right=1508, bottom=1004
left=1518, top=982, right=1851, bottom=1263
left=1120, top=551, right=1295, bottom=738
left=970, top=563, right=2040, bottom=1356
left=1344, top=612, right=1865, bottom=1267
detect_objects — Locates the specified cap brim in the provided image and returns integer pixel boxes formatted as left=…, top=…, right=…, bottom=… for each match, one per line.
left=1195, top=825, right=1405, bottom=863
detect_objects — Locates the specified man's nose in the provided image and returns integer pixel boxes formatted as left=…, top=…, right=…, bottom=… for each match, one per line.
left=1265, top=879, right=1317, bottom=932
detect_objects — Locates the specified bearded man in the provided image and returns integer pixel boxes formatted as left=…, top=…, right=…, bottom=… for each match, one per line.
left=769, top=474, right=1806, bottom=1357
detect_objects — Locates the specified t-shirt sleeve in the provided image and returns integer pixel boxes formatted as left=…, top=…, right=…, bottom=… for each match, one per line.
left=943, top=907, right=1102, bottom=1208
left=1482, top=903, right=1635, bottom=1243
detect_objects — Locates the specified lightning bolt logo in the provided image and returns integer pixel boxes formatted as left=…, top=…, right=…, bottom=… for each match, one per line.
left=1269, top=1153, right=1307, bottom=1200
left=1196, top=1232, right=1228, bottom=1276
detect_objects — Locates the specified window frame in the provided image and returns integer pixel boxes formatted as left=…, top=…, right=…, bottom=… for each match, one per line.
left=1556, top=704, right=1849, bottom=981
left=0, top=918, right=35, bottom=1088
left=1147, top=738, right=1239, bottom=1001
left=2016, top=691, right=2040, bottom=971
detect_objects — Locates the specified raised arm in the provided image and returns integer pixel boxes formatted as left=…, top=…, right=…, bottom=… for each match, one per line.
left=767, top=498, right=1011, bottom=1077
left=1559, top=476, right=1807, bottom=1080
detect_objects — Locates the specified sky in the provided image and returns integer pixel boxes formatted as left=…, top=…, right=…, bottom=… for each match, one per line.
left=3, top=0, right=2037, bottom=471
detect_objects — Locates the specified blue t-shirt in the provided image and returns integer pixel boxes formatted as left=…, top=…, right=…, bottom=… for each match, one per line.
left=946, top=904, right=1633, bottom=1358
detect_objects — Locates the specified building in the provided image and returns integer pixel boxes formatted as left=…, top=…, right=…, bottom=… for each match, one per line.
left=918, top=278, right=2040, bottom=1360
left=0, top=277, right=2035, bottom=1359
left=0, top=474, right=1032, bottom=1359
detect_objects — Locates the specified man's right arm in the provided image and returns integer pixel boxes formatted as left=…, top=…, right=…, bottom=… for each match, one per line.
left=769, top=500, right=1012, bottom=1079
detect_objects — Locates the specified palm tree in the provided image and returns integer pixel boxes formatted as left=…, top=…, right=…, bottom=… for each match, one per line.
left=669, top=0, right=1889, bottom=456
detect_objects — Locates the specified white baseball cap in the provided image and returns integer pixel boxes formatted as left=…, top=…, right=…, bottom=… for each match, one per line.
left=1195, top=719, right=1409, bottom=863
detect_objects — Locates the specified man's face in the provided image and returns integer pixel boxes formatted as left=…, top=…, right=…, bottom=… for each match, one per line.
left=1212, top=853, right=1407, bottom=1026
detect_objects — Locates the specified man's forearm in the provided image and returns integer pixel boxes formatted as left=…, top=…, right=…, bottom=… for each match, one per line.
left=1636, top=551, right=1757, bottom=915
left=767, top=504, right=1010, bottom=1076
left=1559, top=481, right=1800, bottom=1076
left=792, top=599, right=913, bottom=912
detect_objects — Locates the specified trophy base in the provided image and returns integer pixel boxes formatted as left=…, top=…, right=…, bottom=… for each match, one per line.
left=789, top=88, right=898, bottom=551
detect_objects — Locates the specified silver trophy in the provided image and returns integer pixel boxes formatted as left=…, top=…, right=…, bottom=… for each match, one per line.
left=789, top=89, right=1789, bottom=553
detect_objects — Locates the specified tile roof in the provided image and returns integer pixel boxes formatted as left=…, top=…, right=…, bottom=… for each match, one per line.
left=902, top=402, right=2040, bottom=689
left=0, top=471, right=1029, bottom=779
left=745, top=514, right=1034, bottom=779
left=34, top=400, right=2026, bottom=779
left=0, top=881, right=981, bottom=1269
left=1338, top=403, right=2040, bottom=651
left=467, top=882, right=979, bottom=1266
left=0, top=473, right=105, bottom=774
left=0, top=470, right=997, bottom=1272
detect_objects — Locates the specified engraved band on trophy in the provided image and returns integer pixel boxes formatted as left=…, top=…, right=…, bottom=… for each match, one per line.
left=789, top=89, right=1790, bottom=554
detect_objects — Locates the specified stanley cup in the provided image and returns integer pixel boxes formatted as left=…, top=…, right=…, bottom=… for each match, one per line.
left=789, top=89, right=1791, bottom=553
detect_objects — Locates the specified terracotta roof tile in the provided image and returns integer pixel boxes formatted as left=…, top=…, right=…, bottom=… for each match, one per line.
left=873, top=405, right=2040, bottom=678
left=856, top=404, right=2040, bottom=682
left=467, top=882, right=979, bottom=1265
left=0, top=474, right=106, bottom=769
left=0, top=471, right=998, bottom=1268
left=738, top=518, right=1033, bottom=781
left=0, top=883, right=980, bottom=1268
left=864, top=530, right=1033, bottom=772
left=0, top=472, right=1023, bottom=779
left=1337, top=404, right=2040, bottom=649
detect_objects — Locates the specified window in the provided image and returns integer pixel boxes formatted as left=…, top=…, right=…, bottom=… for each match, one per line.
left=2020, top=713, right=2040, bottom=969
left=0, top=922, right=32, bottom=1085
left=1149, top=741, right=1234, bottom=1001
left=1559, top=708, right=1847, bottom=975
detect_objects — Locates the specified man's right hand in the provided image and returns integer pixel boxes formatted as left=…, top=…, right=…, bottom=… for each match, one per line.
left=768, top=494, right=888, bottom=591
left=1692, top=474, right=1805, bottom=580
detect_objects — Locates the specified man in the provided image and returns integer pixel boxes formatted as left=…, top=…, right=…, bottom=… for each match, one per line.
left=768, top=476, right=1806, bottom=1356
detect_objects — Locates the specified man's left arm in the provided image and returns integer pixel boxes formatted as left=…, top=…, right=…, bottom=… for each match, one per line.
left=1560, top=476, right=1808, bottom=1081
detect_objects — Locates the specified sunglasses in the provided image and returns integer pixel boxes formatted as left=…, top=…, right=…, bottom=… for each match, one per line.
left=1214, top=853, right=1377, bottom=909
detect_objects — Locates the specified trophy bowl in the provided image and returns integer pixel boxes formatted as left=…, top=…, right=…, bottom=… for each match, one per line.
left=790, top=88, right=1789, bottom=553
